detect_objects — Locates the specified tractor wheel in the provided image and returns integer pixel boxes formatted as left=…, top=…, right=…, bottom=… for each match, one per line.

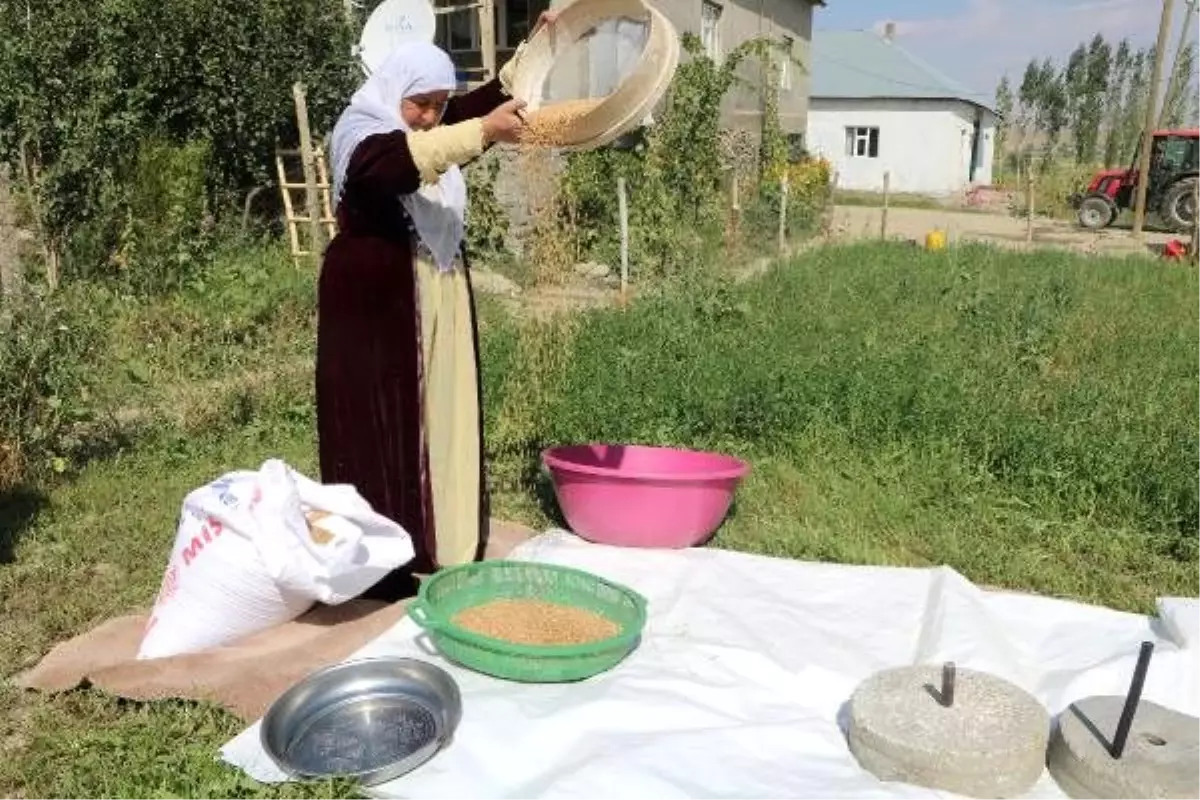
left=1160, top=178, right=1197, bottom=233
left=1077, top=195, right=1115, bottom=230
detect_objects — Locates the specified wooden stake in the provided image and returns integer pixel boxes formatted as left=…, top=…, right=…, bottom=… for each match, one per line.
left=0, top=167, right=17, bottom=300
left=778, top=173, right=789, bottom=254
left=45, top=240, right=59, bottom=291
left=17, top=140, right=58, bottom=290
left=617, top=177, right=629, bottom=300
left=1026, top=167, right=1035, bottom=245
left=1132, top=0, right=1175, bottom=239
left=293, top=82, right=326, bottom=262
left=880, top=170, right=891, bottom=240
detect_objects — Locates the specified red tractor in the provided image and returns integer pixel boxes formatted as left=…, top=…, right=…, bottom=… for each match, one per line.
left=1071, top=129, right=1198, bottom=233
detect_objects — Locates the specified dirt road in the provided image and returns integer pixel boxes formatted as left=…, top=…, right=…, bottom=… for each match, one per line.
left=829, top=204, right=1177, bottom=258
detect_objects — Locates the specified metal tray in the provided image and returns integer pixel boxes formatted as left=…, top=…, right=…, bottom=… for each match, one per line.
left=260, top=657, right=462, bottom=786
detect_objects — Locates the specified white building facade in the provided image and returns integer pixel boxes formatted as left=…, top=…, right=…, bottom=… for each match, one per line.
left=805, top=30, right=998, bottom=196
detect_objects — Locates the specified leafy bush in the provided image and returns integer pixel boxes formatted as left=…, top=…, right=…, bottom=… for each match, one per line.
left=0, top=0, right=356, bottom=280
left=464, top=154, right=510, bottom=263
left=1008, top=160, right=1099, bottom=220
left=558, top=142, right=647, bottom=269
left=556, top=35, right=819, bottom=281
left=64, top=139, right=216, bottom=292
left=745, top=157, right=833, bottom=246
left=0, top=237, right=316, bottom=492
left=0, top=287, right=109, bottom=489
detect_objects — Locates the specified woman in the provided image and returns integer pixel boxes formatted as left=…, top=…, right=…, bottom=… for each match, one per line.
left=320, top=27, right=550, bottom=601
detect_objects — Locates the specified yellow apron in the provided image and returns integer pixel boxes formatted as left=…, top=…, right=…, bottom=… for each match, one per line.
left=416, top=256, right=482, bottom=568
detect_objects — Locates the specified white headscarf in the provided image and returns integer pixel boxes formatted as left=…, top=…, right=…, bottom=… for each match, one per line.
left=330, top=42, right=467, bottom=272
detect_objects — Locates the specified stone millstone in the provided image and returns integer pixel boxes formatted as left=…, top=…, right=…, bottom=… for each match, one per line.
left=846, top=665, right=1049, bottom=798
left=1047, top=696, right=1199, bottom=799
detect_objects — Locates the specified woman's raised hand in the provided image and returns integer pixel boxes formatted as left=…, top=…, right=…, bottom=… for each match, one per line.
left=531, top=10, right=559, bottom=36
left=482, top=98, right=528, bottom=145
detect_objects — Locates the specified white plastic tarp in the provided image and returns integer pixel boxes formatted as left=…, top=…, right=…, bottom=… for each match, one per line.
left=220, top=530, right=1199, bottom=798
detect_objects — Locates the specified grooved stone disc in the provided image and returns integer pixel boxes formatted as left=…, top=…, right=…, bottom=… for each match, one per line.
left=1048, top=696, right=1199, bottom=799
left=846, top=665, right=1049, bottom=799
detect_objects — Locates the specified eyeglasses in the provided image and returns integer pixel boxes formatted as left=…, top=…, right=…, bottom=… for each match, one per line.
left=404, top=95, right=448, bottom=118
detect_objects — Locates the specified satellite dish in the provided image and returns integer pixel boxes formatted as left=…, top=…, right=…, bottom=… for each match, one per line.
left=357, top=0, right=438, bottom=76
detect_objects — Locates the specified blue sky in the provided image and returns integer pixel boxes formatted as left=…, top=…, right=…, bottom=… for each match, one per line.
left=814, top=0, right=1191, bottom=98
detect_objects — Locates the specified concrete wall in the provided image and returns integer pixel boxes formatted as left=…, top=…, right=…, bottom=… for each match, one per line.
left=654, top=0, right=814, bottom=135
left=806, top=97, right=997, bottom=195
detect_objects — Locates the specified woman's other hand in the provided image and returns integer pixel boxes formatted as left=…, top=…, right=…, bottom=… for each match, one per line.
left=531, top=10, right=559, bottom=36
left=481, top=98, right=528, bottom=144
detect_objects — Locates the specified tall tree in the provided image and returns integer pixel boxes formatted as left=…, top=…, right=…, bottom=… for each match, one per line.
left=1076, top=34, right=1111, bottom=163
left=1064, top=43, right=1090, bottom=152
left=1036, top=58, right=1068, bottom=162
left=1018, top=60, right=1042, bottom=131
left=1102, top=38, right=1132, bottom=165
left=994, top=75, right=1014, bottom=164
left=1117, top=48, right=1151, bottom=165
left=1190, top=62, right=1200, bottom=125
left=1161, top=40, right=1198, bottom=127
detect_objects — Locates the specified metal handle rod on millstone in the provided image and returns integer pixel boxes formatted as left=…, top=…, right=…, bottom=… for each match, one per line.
left=942, top=662, right=956, bottom=708
left=1111, top=641, right=1154, bottom=759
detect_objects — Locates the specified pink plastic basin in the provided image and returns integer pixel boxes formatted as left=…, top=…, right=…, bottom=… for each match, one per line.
left=541, top=444, right=751, bottom=549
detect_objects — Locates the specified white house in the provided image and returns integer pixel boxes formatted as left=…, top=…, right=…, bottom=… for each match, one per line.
left=805, top=28, right=998, bottom=195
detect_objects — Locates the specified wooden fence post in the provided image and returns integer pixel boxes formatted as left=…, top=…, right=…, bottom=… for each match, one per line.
left=0, top=168, right=16, bottom=301
left=880, top=171, right=891, bottom=240
left=1026, top=167, right=1035, bottom=245
left=777, top=173, right=789, bottom=254
left=17, top=140, right=58, bottom=290
left=293, top=82, right=325, bottom=262
left=617, top=177, right=629, bottom=301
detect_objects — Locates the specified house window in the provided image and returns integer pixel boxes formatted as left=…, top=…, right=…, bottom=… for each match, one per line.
left=779, top=35, right=793, bottom=91
left=786, top=133, right=806, bottom=161
left=845, top=126, right=880, bottom=158
left=700, top=1, right=722, bottom=60
left=499, top=0, right=531, bottom=49
left=437, top=9, right=480, bottom=53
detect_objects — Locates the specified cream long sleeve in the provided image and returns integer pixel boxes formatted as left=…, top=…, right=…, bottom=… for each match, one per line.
left=407, top=119, right=486, bottom=185
left=408, top=38, right=534, bottom=186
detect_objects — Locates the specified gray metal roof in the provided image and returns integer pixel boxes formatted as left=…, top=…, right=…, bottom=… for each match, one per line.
left=810, top=30, right=996, bottom=114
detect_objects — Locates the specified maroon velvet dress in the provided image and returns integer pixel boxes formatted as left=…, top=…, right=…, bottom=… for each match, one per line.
left=316, top=79, right=510, bottom=601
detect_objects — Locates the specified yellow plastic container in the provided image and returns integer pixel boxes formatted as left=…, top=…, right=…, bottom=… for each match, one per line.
left=925, top=229, right=947, bottom=251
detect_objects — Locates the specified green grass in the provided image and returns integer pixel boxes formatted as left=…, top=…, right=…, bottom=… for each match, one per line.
left=2, top=239, right=1196, bottom=797
left=0, top=414, right=335, bottom=797
left=499, top=243, right=1198, bottom=599
left=833, top=188, right=954, bottom=211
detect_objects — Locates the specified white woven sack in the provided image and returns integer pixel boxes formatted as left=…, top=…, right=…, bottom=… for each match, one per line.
left=137, top=459, right=415, bottom=660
